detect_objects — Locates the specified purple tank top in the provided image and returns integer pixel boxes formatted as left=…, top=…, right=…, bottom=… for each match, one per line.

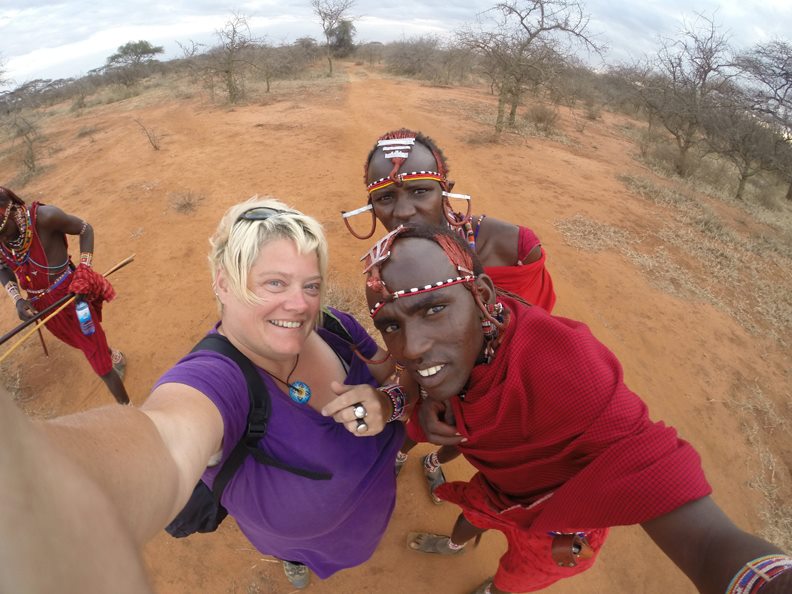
left=155, top=309, right=404, bottom=579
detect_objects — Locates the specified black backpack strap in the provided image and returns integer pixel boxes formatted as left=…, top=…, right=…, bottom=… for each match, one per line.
left=320, top=307, right=355, bottom=343
left=191, top=335, right=331, bottom=504
left=319, top=307, right=357, bottom=373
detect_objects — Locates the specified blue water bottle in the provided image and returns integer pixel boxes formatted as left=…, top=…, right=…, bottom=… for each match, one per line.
left=75, top=299, right=95, bottom=335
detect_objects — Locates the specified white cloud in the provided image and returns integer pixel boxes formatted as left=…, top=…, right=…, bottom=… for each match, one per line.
left=1, top=0, right=790, bottom=89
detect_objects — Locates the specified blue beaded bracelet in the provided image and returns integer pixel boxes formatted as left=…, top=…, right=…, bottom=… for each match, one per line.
left=379, top=383, right=406, bottom=422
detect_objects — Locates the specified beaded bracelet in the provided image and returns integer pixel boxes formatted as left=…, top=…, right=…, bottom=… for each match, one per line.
left=726, top=554, right=792, bottom=594
left=4, top=281, right=22, bottom=304
left=79, top=252, right=93, bottom=267
left=379, top=384, right=406, bottom=423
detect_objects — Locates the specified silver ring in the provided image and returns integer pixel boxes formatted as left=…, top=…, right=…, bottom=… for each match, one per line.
left=353, top=404, right=367, bottom=419
left=356, top=418, right=369, bottom=433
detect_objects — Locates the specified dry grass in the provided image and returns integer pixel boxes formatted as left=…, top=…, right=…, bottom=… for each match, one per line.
left=323, top=278, right=378, bottom=341
left=554, top=214, right=634, bottom=252
left=168, top=190, right=205, bottom=214
left=726, top=383, right=792, bottom=551
left=522, top=104, right=560, bottom=136
left=614, top=174, right=792, bottom=342
left=621, top=244, right=719, bottom=303
left=465, top=130, right=501, bottom=145
left=75, top=125, right=99, bottom=139
left=0, top=360, right=28, bottom=403
left=418, top=97, right=493, bottom=128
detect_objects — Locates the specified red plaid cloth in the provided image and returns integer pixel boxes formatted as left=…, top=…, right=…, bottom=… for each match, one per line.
left=485, top=226, right=556, bottom=313
left=435, top=295, right=711, bottom=530
left=68, top=263, right=116, bottom=303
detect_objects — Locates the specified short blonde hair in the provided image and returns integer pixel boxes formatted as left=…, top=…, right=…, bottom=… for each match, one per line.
left=209, top=196, right=328, bottom=308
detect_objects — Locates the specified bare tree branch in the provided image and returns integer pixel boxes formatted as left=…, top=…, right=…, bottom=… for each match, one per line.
left=311, top=0, right=356, bottom=75
left=456, top=0, right=601, bottom=135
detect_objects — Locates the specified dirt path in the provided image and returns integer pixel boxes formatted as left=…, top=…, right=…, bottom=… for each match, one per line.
left=1, top=63, right=789, bottom=593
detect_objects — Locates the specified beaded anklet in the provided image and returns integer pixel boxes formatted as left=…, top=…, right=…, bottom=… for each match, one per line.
left=446, top=538, right=466, bottom=551
left=424, top=451, right=441, bottom=472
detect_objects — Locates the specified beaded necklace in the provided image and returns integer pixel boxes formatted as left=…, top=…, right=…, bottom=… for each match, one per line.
left=0, top=206, right=33, bottom=268
left=0, top=205, right=12, bottom=233
left=260, top=354, right=312, bottom=404
left=452, top=213, right=484, bottom=250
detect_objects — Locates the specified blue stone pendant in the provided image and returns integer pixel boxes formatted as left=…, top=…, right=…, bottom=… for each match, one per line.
left=289, top=381, right=312, bottom=404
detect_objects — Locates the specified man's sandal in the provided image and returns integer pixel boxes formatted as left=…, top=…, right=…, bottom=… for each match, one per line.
left=422, top=453, right=446, bottom=504
left=407, top=532, right=466, bottom=556
left=111, top=349, right=126, bottom=381
left=470, top=578, right=495, bottom=594
left=281, top=560, right=310, bottom=589
left=395, top=451, right=408, bottom=477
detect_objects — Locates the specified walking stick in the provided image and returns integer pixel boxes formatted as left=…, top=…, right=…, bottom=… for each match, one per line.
left=0, top=254, right=135, bottom=364
left=36, top=323, right=49, bottom=357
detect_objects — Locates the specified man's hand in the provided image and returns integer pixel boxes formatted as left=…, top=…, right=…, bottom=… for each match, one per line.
left=419, top=399, right=465, bottom=446
left=322, top=381, right=391, bottom=436
left=15, top=298, right=36, bottom=321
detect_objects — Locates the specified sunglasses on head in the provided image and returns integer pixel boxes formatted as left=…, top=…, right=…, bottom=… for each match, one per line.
left=237, top=206, right=291, bottom=223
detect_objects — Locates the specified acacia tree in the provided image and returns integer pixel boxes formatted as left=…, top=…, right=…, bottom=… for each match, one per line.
left=458, top=0, right=600, bottom=135
left=637, top=15, right=733, bottom=177
left=107, top=40, right=164, bottom=67
left=105, top=40, right=164, bottom=87
left=736, top=40, right=792, bottom=201
left=311, top=0, right=355, bottom=75
left=328, top=19, right=356, bottom=58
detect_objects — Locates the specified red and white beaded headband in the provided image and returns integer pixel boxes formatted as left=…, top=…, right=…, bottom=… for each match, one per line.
left=368, top=273, right=476, bottom=318
left=366, top=170, right=446, bottom=194
left=361, top=226, right=477, bottom=317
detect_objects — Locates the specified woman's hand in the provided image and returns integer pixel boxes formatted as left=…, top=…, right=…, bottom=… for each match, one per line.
left=322, top=381, right=392, bottom=436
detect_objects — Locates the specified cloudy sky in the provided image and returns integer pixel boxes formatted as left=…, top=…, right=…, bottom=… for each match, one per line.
left=1, top=0, right=790, bottom=90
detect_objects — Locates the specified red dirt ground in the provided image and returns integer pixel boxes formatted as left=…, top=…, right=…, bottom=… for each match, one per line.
left=1, top=63, right=789, bottom=593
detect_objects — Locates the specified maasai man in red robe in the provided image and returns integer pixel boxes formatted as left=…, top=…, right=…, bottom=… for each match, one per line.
left=0, top=187, right=129, bottom=404
left=362, top=224, right=792, bottom=594
left=342, top=128, right=556, bottom=501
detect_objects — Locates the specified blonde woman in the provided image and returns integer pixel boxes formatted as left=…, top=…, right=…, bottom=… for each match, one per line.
left=1, top=197, right=409, bottom=591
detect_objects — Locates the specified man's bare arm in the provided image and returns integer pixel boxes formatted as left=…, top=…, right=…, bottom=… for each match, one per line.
left=36, top=204, right=95, bottom=257
left=476, top=216, right=542, bottom=267
left=642, top=496, right=792, bottom=593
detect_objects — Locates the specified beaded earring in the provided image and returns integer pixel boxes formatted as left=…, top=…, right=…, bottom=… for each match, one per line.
left=481, top=317, right=497, bottom=339
left=486, top=302, right=504, bottom=320
left=481, top=302, right=504, bottom=363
